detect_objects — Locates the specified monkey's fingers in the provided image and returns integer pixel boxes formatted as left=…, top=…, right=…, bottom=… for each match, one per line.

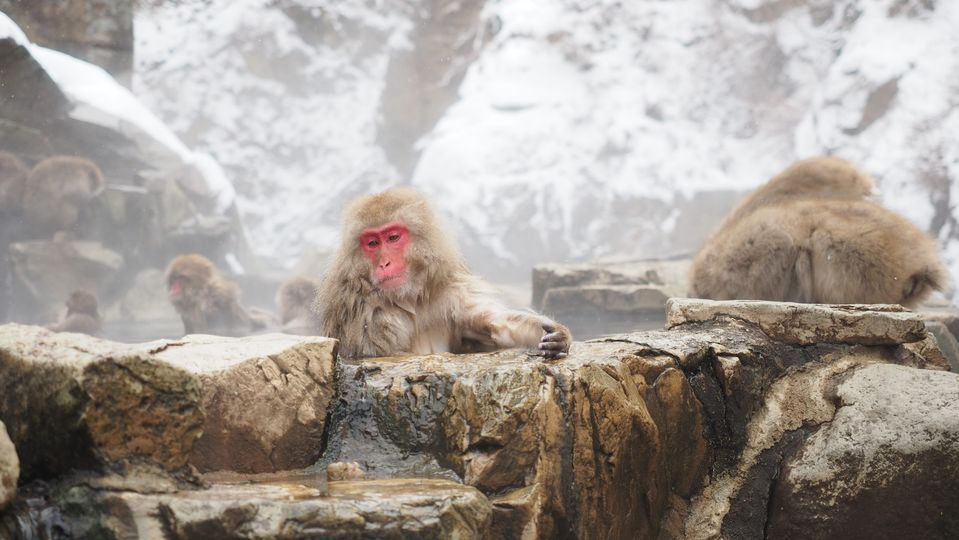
left=542, top=323, right=556, bottom=334
left=542, top=331, right=566, bottom=342
left=539, top=341, right=567, bottom=352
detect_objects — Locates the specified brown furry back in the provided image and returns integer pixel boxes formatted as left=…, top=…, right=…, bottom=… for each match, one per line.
left=23, top=155, right=105, bottom=234
left=690, top=159, right=948, bottom=308
left=723, top=156, right=875, bottom=226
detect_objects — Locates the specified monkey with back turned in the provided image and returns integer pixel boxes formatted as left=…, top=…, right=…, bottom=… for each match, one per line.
left=690, top=156, right=947, bottom=307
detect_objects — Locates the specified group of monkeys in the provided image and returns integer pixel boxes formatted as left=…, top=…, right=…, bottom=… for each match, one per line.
left=38, top=155, right=951, bottom=361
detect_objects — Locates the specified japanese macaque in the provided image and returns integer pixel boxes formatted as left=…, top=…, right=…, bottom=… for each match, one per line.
left=0, top=151, right=28, bottom=219
left=47, top=290, right=102, bottom=336
left=276, top=275, right=319, bottom=333
left=315, top=188, right=572, bottom=359
left=166, top=254, right=266, bottom=336
left=22, top=156, right=105, bottom=237
left=690, top=157, right=948, bottom=308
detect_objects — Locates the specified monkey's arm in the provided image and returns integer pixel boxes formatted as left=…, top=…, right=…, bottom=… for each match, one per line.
left=458, top=281, right=571, bottom=359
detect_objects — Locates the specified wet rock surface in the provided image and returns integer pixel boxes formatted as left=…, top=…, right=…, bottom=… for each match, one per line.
left=2, top=298, right=958, bottom=539
left=0, top=421, right=17, bottom=510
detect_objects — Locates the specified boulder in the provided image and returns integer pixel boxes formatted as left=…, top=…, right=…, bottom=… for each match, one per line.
left=0, top=324, right=202, bottom=480
left=147, top=333, right=337, bottom=473
left=766, top=364, right=959, bottom=539
left=0, top=326, right=337, bottom=479
left=0, top=420, right=18, bottom=509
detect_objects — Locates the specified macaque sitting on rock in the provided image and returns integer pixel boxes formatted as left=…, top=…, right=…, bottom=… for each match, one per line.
left=314, top=187, right=572, bottom=359
left=47, top=290, right=102, bottom=336
left=690, top=156, right=948, bottom=307
left=166, top=254, right=266, bottom=336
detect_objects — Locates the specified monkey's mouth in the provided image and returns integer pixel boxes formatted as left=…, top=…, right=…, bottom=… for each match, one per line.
left=377, top=274, right=407, bottom=289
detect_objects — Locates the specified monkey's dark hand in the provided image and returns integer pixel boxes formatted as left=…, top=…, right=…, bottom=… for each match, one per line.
left=537, top=323, right=571, bottom=360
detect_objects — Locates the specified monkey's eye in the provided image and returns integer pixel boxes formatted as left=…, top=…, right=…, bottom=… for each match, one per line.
left=367, top=239, right=379, bottom=248
left=387, top=233, right=401, bottom=242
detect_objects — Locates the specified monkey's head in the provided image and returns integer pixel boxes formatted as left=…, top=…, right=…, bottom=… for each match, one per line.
left=277, top=276, right=318, bottom=323
left=780, top=156, right=877, bottom=200
left=166, top=254, right=215, bottom=304
left=66, top=290, right=99, bottom=316
left=338, top=187, right=465, bottom=298
left=0, top=151, right=28, bottom=212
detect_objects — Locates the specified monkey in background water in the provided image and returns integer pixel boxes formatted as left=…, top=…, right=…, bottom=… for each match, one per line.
left=166, top=254, right=266, bottom=336
left=47, top=290, right=102, bottom=336
left=690, top=156, right=947, bottom=308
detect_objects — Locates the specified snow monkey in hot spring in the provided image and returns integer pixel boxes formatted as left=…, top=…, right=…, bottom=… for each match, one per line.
left=314, top=188, right=572, bottom=359
left=689, top=156, right=948, bottom=307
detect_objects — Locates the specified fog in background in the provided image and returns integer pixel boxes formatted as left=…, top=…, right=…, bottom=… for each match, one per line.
left=133, top=0, right=959, bottom=288
left=1, top=0, right=957, bottom=340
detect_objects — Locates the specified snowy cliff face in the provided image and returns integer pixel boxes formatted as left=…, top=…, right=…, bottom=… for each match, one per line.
left=134, top=0, right=959, bottom=289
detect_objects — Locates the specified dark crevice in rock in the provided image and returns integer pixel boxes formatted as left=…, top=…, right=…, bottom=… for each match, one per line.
left=548, top=367, right=579, bottom=540
left=312, top=354, right=344, bottom=462
left=721, top=428, right=810, bottom=539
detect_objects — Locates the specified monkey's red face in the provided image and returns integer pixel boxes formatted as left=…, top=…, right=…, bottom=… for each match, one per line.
left=168, top=276, right=186, bottom=300
left=360, top=222, right=410, bottom=290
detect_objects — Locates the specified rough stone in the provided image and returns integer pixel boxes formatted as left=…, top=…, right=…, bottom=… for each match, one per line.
left=541, top=284, right=670, bottom=338
left=3, top=302, right=956, bottom=539
left=767, top=364, right=959, bottom=539
left=147, top=333, right=337, bottom=474
left=924, top=320, right=959, bottom=371
left=91, top=478, right=491, bottom=539
left=532, top=257, right=690, bottom=310
left=667, top=298, right=928, bottom=346
left=0, top=324, right=203, bottom=480
left=325, top=342, right=715, bottom=539
left=0, top=420, right=18, bottom=510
